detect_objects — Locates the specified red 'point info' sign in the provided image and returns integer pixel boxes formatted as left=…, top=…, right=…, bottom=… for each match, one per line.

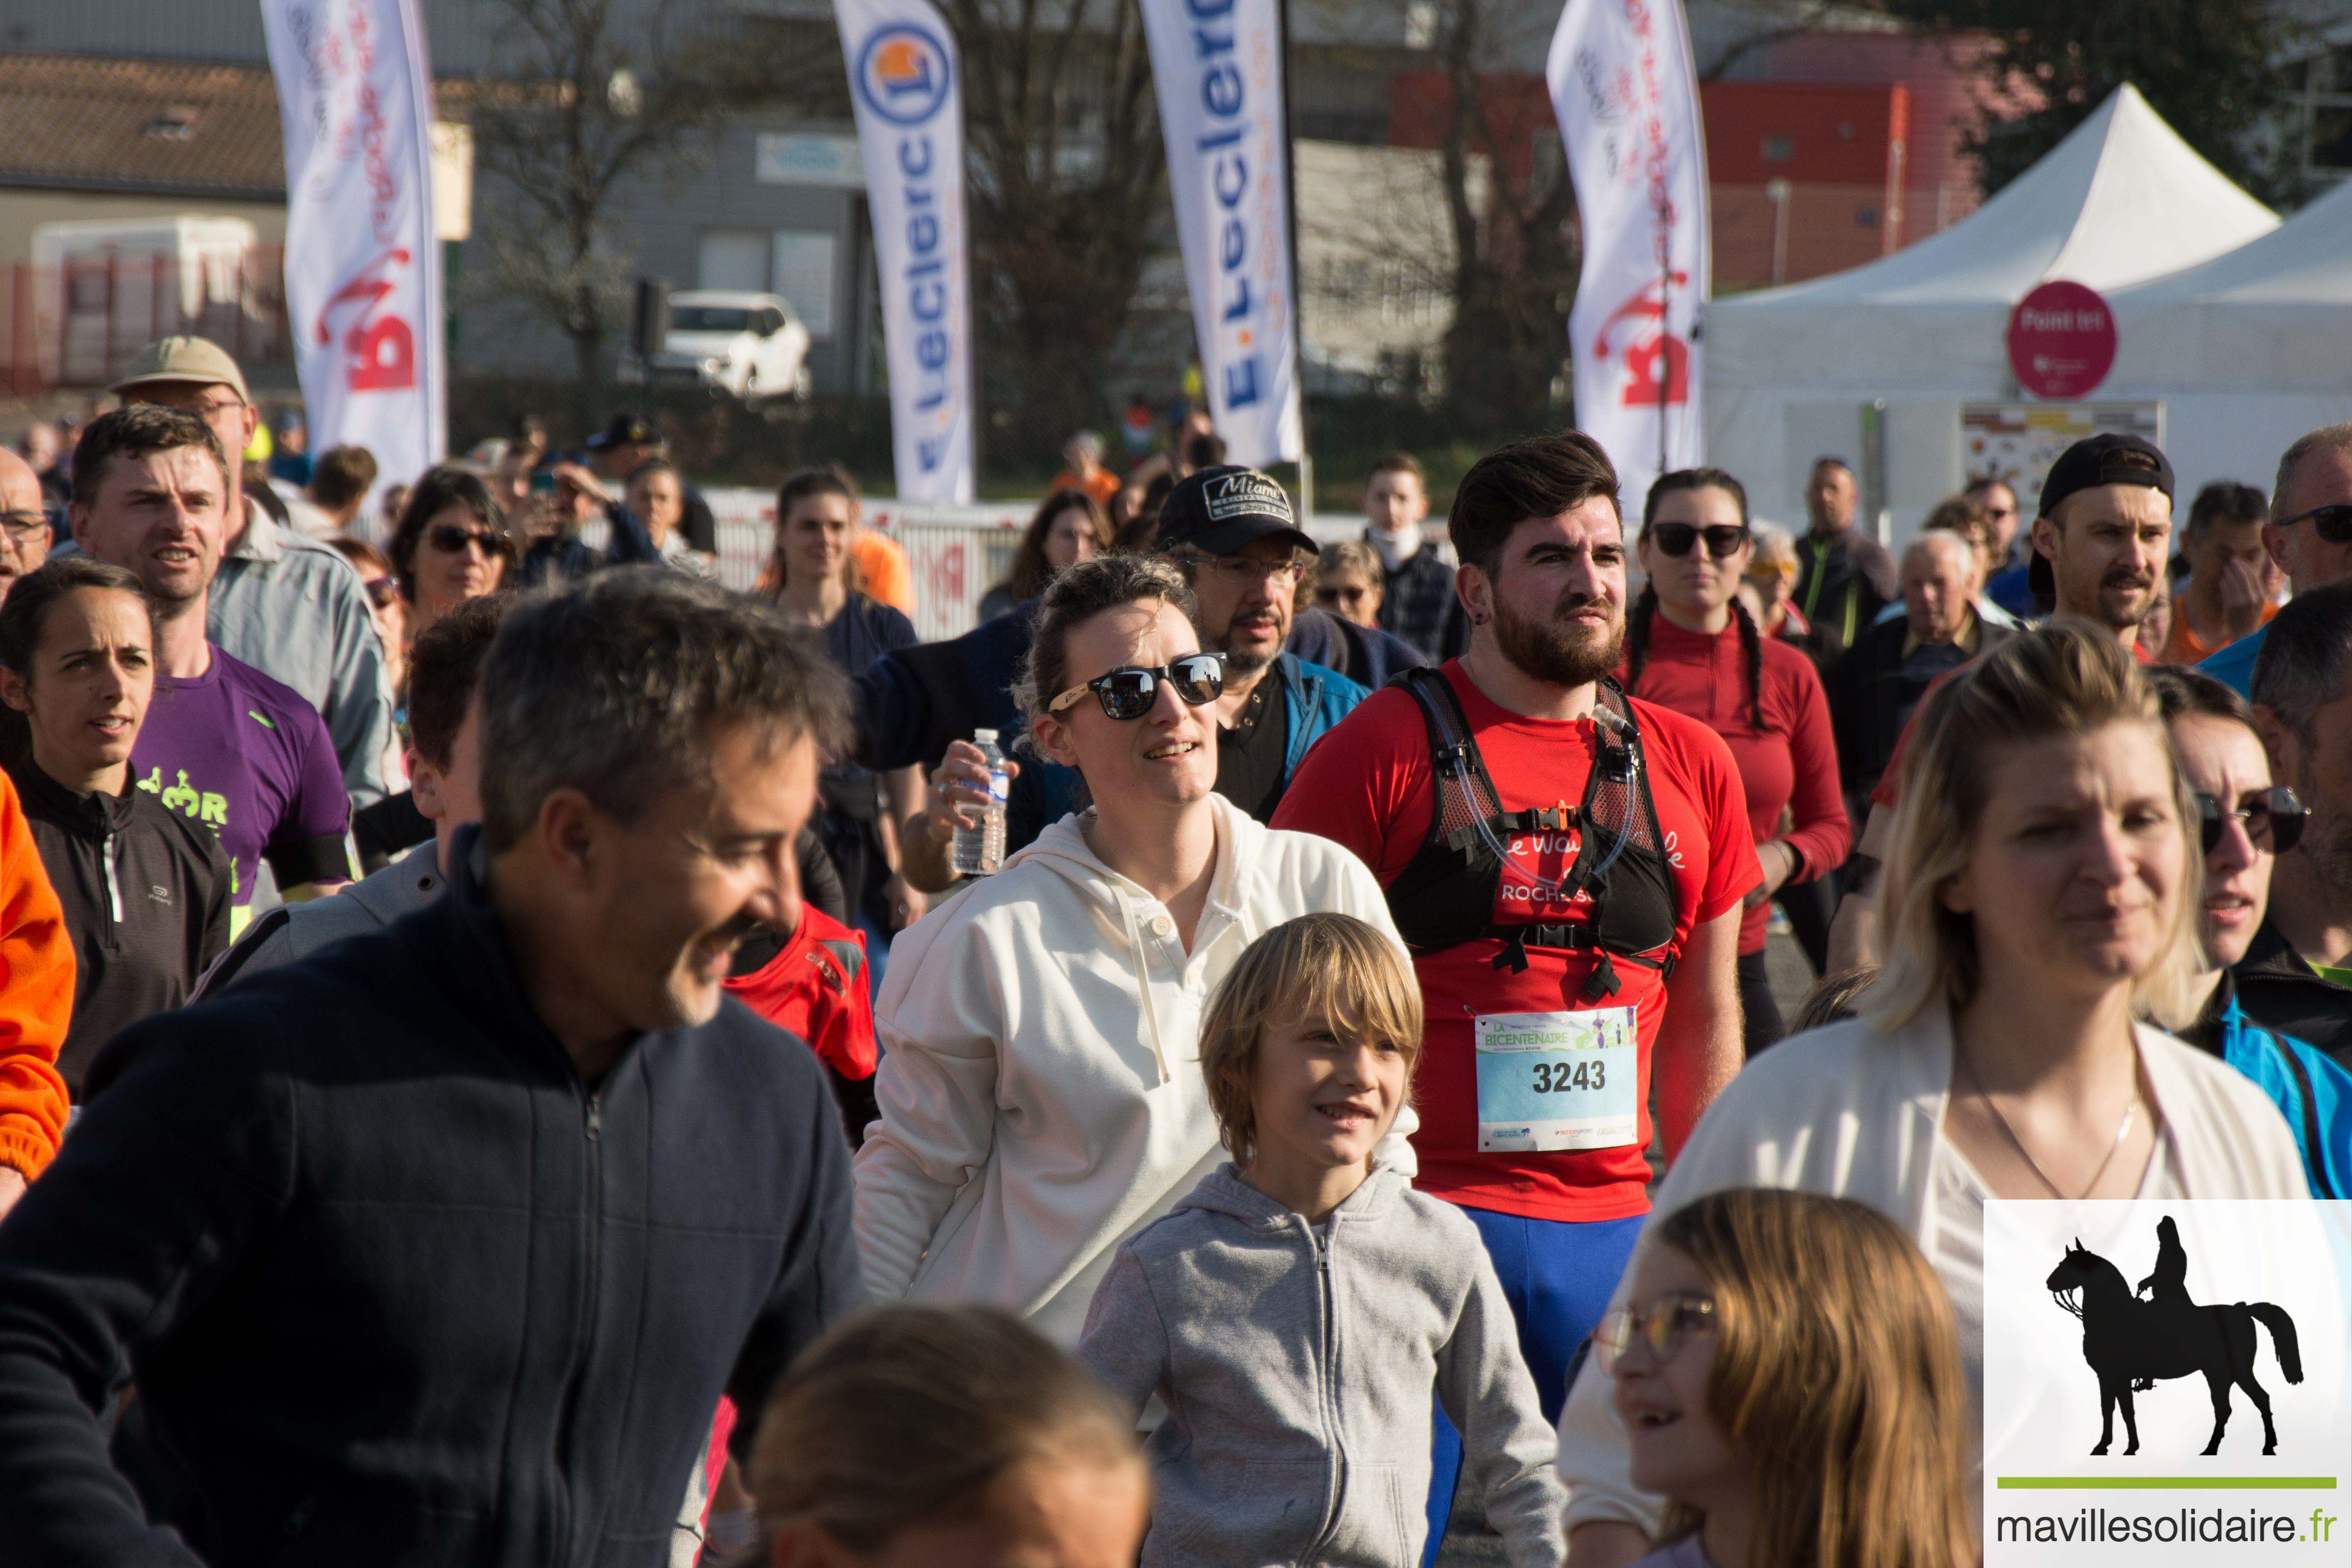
left=2007, top=280, right=2117, bottom=399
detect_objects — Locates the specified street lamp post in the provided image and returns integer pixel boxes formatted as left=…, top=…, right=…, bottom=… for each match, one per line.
left=1765, top=177, right=1792, bottom=288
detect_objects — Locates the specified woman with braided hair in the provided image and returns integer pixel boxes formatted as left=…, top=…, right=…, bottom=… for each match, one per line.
left=1622, top=468, right=1848, bottom=1054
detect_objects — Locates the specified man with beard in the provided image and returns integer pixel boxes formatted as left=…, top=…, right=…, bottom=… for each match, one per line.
left=1154, top=466, right=1370, bottom=821
left=2242, top=582, right=2352, bottom=1062
left=1827, top=432, right=2176, bottom=969
left=1272, top=431, right=1754, bottom=1557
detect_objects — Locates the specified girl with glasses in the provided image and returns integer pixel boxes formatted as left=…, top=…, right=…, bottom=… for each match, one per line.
left=1602, top=1188, right=1974, bottom=1568
left=853, top=554, right=1415, bottom=1351
left=1558, top=625, right=2309, bottom=1568
left=387, top=467, right=514, bottom=642
left=2151, top=666, right=2352, bottom=1198
left=1623, top=470, right=1849, bottom=1054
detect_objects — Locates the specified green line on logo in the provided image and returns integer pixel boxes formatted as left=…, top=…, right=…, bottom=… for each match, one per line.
left=1997, top=1477, right=2339, bottom=1490
left=248, top=710, right=276, bottom=729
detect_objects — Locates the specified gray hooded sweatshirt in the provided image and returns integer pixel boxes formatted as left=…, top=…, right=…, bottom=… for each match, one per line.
left=1078, top=1164, right=1567, bottom=1568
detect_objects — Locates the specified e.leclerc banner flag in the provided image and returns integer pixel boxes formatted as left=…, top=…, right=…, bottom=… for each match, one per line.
left=1546, top=0, right=1709, bottom=509
left=836, top=0, right=975, bottom=504
left=262, top=0, right=445, bottom=493
left=1141, top=0, right=1302, bottom=470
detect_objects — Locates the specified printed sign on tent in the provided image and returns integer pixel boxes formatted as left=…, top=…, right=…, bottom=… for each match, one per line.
left=1545, top=0, right=1709, bottom=510
left=1139, top=0, right=1303, bottom=471
left=262, top=0, right=446, bottom=495
left=836, top=0, right=976, bottom=504
left=2009, top=280, right=2119, bottom=400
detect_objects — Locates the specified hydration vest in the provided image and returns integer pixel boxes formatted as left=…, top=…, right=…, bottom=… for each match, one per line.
left=1382, top=669, right=1681, bottom=999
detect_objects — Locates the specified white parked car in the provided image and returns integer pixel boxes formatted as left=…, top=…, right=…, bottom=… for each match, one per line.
left=639, top=290, right=812, bottom=402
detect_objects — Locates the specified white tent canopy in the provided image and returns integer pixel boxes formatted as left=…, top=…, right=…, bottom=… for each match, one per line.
left=2101, top=177, right=2352, bottom=506
left=1704, top=84, right=2278, bottom=534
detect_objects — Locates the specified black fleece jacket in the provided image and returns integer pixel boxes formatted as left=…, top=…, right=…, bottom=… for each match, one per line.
left=0, top=828, right=864, bottom=1568
left=4, top=753, right=230, bottom=1093
left=2235, top=916, right=2352, bottom=1068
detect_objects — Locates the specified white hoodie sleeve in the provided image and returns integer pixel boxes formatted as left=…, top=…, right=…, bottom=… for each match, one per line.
left=850, top=911, right=1007, bottom=1300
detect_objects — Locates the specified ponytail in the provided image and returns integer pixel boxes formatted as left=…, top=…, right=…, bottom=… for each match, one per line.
left=1732, top=595, right=1765, bottom=732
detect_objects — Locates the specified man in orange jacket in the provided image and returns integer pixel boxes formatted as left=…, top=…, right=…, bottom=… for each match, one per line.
left=0, top=766, right=75, bottom=1216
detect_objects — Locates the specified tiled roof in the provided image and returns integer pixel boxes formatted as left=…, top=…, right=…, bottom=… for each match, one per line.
left=0, top=53, right=466, bottom=200
left=0, top=54, right=291, bottom=198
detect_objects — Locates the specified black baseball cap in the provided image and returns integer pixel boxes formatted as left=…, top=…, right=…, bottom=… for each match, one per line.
left=586, top=412, right=662, bottom=452
left=1157, top=466, right=1318, bottom=557
left=2027, top=433, right=2175, bottom=602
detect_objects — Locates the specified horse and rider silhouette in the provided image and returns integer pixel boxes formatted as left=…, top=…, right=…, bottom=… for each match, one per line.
left=2046, top=1217, right=2303, bottom=1457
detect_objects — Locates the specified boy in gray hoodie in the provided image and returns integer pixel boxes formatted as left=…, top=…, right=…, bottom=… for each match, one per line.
left=1078, top=913, right=1567, bottom=1568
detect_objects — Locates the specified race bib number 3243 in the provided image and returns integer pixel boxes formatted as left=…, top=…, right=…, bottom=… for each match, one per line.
left=1474, top=1006, right=1639, bottom=1152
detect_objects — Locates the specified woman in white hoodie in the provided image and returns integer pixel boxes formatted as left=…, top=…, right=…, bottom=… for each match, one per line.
left=1557, top=621, right=2310, bottom=1568
left=852, top=554, right=1416, bottom=1348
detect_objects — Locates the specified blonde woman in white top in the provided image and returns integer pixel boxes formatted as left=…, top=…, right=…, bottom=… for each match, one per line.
left=1559, top=620, right=2309, bottom=1568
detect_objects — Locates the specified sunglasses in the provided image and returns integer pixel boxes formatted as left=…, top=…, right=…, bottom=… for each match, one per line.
left=2196, top=785, right=2304, bottom=857
left=361, top=575, right=397, bottom=611
left=2278, top=503, right=2352, bottom=544
left=1649, top=523, right=1750, bottom=559
left=1596, top=1291, right=1716, bottom=1374
left=1047, top=653, right=1225, bottom=721
left=428, top=523, right=509, bottom=556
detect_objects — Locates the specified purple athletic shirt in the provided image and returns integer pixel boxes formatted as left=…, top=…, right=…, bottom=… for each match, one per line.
left=131, top=644, right=351, bottom=912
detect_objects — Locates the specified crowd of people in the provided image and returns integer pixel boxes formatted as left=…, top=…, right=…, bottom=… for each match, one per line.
left=0, top=327, right=2348, bottom=1568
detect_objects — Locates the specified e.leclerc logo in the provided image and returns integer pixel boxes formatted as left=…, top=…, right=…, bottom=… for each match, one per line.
left=855, top=24, right=953, bottom=126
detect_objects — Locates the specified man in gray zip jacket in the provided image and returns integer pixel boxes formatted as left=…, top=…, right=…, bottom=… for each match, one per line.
left=1078, top=1163, right=1567, bottom=1568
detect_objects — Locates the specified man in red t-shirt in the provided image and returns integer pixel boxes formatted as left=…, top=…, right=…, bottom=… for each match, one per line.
left=1827, top=433, right=2177, bottom=971
left=1273, top=432, right=1753, bottom=1545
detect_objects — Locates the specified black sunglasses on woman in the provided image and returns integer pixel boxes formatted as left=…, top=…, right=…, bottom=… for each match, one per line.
left=1047, top=654, right=1226, bottom=721
left=1647, top=523, right=1751, bottom=560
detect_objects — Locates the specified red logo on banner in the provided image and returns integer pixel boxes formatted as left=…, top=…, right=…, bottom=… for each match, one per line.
left=2008, top=280, right=2116, bottom=399
left=315, top=247, right=417, bottom=393
left=1593, top=272, right=1690, bottom=408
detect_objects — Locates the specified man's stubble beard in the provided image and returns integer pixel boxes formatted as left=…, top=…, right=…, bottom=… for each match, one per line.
left=1493, top=592, right=1625, bottom=689
left=2293, top=758, right=2352, bottom=903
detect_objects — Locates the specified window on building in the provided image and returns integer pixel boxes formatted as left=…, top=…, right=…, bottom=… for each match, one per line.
left=2288, top=38, right=2352, bottom=177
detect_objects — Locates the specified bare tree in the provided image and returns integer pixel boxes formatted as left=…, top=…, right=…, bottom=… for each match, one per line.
left=943, top=0, right=1168, bottom=462
left=466, top=0, right=826, bottom=386
left=1415, top=0, right=1578, bottom=432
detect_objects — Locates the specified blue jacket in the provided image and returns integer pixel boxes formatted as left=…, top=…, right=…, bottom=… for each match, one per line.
left=2198, top=622, right=2267, bottom=698
left=1274, top=651, right=1369, bottom=783
left=2212, top=991, right=2352, bottom=1200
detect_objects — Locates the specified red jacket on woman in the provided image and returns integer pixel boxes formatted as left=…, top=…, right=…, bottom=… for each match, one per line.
left=1623, top=614, right=1850, bottom=955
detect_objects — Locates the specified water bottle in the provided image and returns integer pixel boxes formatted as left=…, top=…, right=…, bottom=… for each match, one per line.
left=949, top=729, right=1010, bottom=878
